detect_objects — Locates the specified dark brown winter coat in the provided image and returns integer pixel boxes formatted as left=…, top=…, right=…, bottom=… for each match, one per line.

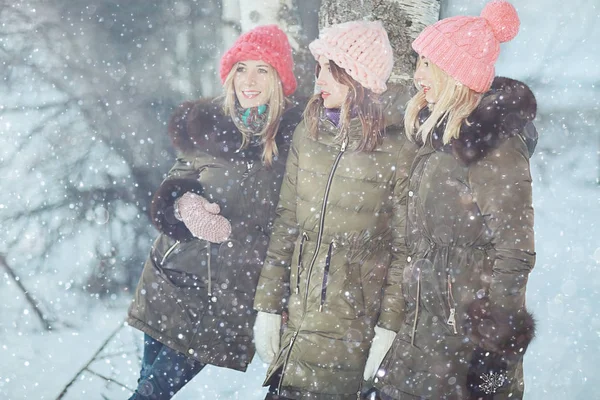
left=127, top=98, right=303, bottom=371
left=374, top=77, right=538, bottom=399
left=253, top=87, right=418, bottom=399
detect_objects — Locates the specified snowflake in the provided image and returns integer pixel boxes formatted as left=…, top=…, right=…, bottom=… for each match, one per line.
left=479, top=371, right=507, bottom=394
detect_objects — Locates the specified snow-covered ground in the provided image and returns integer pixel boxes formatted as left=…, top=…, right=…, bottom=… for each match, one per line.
left=0, top=304, right=271, bottom=399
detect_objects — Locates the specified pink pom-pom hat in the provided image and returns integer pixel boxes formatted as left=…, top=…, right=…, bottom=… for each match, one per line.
left=412, top=0, right=520, bottom=93
left=309, top=20, right=394, bottom=94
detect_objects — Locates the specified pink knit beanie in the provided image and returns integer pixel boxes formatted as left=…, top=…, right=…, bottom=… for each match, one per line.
left=220, top=25, right=297, bottom=96
left=412, top=0, right=520, bottom=93
left=309, top=20, right=394, bottom=94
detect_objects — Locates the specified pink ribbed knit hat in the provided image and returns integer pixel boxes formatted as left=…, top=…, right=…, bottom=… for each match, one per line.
left=220, top=25, right=297, bottom=96
left=412, top=0, right=520, bottom=93
left=309, top=20, right=394, bottom=94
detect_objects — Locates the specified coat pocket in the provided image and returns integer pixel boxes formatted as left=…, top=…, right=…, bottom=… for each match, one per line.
left=154, top=235, right=212, bottom=290
left=146, top=236, right=211, bottom=329
left=326, top=247, right=366, bottom=318
left=135, top=253, right=196, bottom=339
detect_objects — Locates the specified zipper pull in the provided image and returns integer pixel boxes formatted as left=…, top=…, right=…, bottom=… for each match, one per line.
left=340, top=135, right=348, bottom=152
left=447, top=307, right=458, bottom=334
left=242, top=160, right=254, bottom=180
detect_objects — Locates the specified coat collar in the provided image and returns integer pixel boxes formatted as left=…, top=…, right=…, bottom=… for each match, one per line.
left=423, top=77, right=537, bottom=165
left=168, top=97, right=302, bottom=162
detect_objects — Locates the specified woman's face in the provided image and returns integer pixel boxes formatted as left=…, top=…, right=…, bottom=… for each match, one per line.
left=315, top=56, right=349, bottom=109
left=414, top=55, right=441, bottom=104
left=233, top=60, right=273, bottom=108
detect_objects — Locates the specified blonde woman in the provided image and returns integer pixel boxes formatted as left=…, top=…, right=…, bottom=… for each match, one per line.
left=127, top=25, right=303, bottom=399
left=370, top=1, right=538, bottom=399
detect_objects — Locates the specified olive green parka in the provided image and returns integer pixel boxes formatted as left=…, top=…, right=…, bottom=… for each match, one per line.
left=374, top=77, right=538, bottom=400
left=254, top=89, right=418, bottom=399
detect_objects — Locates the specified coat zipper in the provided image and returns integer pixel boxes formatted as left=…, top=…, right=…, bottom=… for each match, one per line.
left=207, top=241, right=213, bottom=298
left=186, top=240, right=212, bottom=356
left=410, top=269, right=421, bottom=346
left=302, top=135, right=348, bottom=308
left=277, top=135, right=348, bottom=395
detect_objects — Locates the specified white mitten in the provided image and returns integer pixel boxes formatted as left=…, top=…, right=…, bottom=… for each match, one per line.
left=363, top=326, right=396, bottom=380
left=253, top=311, right=282, bottom=364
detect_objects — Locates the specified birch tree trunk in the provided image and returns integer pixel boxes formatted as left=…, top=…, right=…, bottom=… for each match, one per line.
left=319, top=0, right=441, bottom=86
left=221, top=0, right=242, bottom=58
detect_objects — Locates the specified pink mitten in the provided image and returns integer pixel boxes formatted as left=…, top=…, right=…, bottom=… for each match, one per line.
left=174, top=192, right=231, bottom=243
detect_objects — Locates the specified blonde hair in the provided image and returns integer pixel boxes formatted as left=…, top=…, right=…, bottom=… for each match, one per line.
left=222, top=62, right=288, bottom=167
left=304, top=60, right=384, bottom=152
left=404, top=59, right=483, bottom=145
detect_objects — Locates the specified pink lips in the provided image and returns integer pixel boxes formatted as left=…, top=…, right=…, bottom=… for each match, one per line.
left=242, top=91, right=261, bottom=99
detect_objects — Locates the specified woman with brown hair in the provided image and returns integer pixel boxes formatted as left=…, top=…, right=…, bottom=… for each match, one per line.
left=252, top=20, right=417, bottom=400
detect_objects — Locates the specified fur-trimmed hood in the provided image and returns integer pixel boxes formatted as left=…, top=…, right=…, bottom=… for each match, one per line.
left=167, top=97, right=304, bottom=161
left=426, top=77, right=538, bottom=165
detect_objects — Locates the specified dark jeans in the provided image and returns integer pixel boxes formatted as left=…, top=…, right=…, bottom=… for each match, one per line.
left=264, top=368, right=293, bottom=400
left=129, top=334, right=205, bottom=400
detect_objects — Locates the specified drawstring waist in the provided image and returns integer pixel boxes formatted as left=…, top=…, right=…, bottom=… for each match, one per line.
left=408, top=243, right=466, bottom=346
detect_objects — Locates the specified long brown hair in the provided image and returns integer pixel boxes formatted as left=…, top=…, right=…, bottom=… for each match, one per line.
left=304, top=60, right=385, bottom=152
left=222, top=62, right=288, bottom=167
left=404, top=58, right=482, bottom=144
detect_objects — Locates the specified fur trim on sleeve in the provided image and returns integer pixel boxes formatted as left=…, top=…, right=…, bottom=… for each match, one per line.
left=463, top=296, right=536, bottom=355
left=150, top=178, right=203, bottom=241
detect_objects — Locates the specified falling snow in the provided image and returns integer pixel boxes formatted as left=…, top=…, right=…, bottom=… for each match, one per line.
left=0, top=0, right=598, bottom=399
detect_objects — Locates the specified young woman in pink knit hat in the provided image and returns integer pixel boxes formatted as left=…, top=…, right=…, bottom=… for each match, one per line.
left=252, top=20, right=417, bottom=399
left=368, top=1, right=538, bottom=399
left=126, top=25, right=303, bottom=399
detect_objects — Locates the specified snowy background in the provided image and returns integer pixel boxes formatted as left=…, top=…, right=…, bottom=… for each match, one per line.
left=1, top=0, right=598, bottom=399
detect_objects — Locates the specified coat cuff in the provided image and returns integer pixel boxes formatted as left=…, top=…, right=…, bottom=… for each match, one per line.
left=463, top=296, right=536, bottom=355
left=150, top=178, right=203, bottom=241
left=376, top=311, right=402, bottom=333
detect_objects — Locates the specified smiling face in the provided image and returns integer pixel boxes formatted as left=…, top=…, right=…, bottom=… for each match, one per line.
left=233, top=60, right=273, bottom=108
left=315, top=56, right=349, bottom=109
left=413, top=55, right=444, bottom=104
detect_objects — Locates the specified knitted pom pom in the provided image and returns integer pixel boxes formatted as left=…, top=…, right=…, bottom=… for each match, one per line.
left=481, top=0, right=520, bottom=43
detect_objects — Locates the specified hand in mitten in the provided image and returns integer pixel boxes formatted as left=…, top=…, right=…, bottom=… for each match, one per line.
left=175, top=192, right=231, bottom=243
left=253, top=311, right=282, bottom=364
left=466, top=347, right=509, bottom=398
left=363, top=326, right=396, bottom=381
left=464, top=297, right=536, bottom=398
